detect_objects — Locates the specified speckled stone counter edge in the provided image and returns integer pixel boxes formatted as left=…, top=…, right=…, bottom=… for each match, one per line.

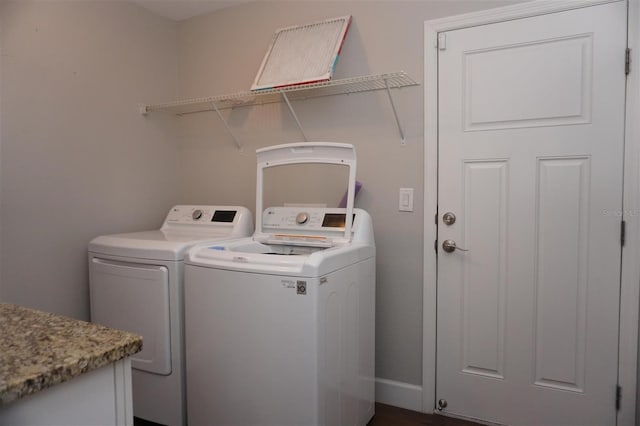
left=0, top=303, right=142, bottom=405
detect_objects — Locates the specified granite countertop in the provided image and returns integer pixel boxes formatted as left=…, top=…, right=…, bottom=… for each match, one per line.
left=0, top=303, right=142, bottom=405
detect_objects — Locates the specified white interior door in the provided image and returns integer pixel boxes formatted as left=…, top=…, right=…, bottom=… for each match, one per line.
left=436, top=2, right=627, bottom=425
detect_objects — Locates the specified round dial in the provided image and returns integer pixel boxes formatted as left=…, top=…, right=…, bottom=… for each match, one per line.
left=295, top=212, right=309, bottom=225
left=192, top=209, right=203, bottom=220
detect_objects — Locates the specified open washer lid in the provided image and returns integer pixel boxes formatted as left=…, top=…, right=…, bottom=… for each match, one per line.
left=255, top=142, right=357, bottom=245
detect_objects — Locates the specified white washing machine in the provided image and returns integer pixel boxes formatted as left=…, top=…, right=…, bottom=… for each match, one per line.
left=184, top=143, right=376, bottom=426
left=88, top=205, right=253, bottom=426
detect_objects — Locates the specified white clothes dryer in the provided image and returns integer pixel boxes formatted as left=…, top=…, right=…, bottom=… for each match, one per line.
left=88, top=205, right=252, bottom=426
left=184, top=144, right=376, bottom=426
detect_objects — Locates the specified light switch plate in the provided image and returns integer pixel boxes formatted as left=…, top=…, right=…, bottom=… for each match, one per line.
left=399, top=188, right=414, bottom=212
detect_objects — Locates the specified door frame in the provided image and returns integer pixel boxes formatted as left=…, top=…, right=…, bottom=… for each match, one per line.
left=423, top=1, right=639, bottom=424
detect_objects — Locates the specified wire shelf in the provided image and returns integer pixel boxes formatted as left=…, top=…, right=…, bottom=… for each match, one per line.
left=141, top=71, right=418, bottom=116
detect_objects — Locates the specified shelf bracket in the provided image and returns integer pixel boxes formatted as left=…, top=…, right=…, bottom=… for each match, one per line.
left=384, top=79, right=406, bottom=145
left=211, top=102, right=242, bottom=150
left=280, top=92, right=308, bottom=142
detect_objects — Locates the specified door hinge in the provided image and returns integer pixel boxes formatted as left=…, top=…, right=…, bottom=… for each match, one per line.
left=621, top=220, right=626, bottom=247
left=616, top=385, right=622, bottom=411
left=434, top=239, right=438, bottom=253
left=626, top=48, right=631, bottom=75
left=438, top=33, right=446, bottom=51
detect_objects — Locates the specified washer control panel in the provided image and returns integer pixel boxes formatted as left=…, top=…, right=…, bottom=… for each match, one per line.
left=263, top=207, right=353, bottom=232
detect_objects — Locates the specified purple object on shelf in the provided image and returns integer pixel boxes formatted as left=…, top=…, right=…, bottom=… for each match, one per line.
left=339, top=180, right=362, bottom=208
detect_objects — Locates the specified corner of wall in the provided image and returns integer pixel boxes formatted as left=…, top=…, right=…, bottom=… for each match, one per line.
left=0, top=0, right=5, bottom=302
left=375, top=378, right=423, bottom=412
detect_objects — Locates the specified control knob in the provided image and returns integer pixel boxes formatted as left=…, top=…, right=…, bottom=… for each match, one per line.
left=192, top=209, right=203, bottom=220
left=295, top=212, right=309, bottom=225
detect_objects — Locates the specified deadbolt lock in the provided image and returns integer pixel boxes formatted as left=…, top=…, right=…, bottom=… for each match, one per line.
left=442, top=212, right=456, bottom=226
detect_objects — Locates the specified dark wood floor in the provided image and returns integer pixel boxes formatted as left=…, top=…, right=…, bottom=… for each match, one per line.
left=135, top=403, right=481, bottom=425
left=369, top=403, right=481, bottom=426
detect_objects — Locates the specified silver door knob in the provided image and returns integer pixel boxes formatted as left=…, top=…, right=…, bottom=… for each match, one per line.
left=442, top=239, right=469, bottom=253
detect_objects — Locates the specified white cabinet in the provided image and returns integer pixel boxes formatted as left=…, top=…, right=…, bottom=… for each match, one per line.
left=0, top=359, right=134, bottom=426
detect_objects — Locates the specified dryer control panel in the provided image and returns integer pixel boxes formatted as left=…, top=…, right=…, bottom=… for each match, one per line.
left=164, top=205, right=237, bottom=225
left=161, top=205, right=253, bottom=238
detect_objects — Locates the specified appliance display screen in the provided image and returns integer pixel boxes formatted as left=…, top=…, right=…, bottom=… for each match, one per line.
left=212, top=210, right=237, bottom=223
left=321, top=213, right=355, bottom=228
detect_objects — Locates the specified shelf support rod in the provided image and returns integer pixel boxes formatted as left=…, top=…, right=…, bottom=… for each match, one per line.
left=384, top=79, right=406, bottom=145
left=280, top=92, right=308, bottom=142
left=211, top=102, right=242, bottom=150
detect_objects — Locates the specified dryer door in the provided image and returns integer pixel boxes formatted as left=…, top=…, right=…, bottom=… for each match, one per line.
left=90, top=258, right=171, bottom=375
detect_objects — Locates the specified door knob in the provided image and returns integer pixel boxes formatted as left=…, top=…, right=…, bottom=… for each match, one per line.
left=442, top=239, right=469, bottom=253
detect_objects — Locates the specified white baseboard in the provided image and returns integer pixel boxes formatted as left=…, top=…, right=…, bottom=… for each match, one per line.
left=375, top=377, right=423, bottom=412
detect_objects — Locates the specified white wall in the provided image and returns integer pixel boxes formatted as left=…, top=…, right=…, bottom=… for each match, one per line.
left=0, top=1, right=179, bottom=319
left=0, top=0, right=520, bottom=394
left=0, top=0, right=4, bottom=301
left=174, top=0, right=513, bottom=388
